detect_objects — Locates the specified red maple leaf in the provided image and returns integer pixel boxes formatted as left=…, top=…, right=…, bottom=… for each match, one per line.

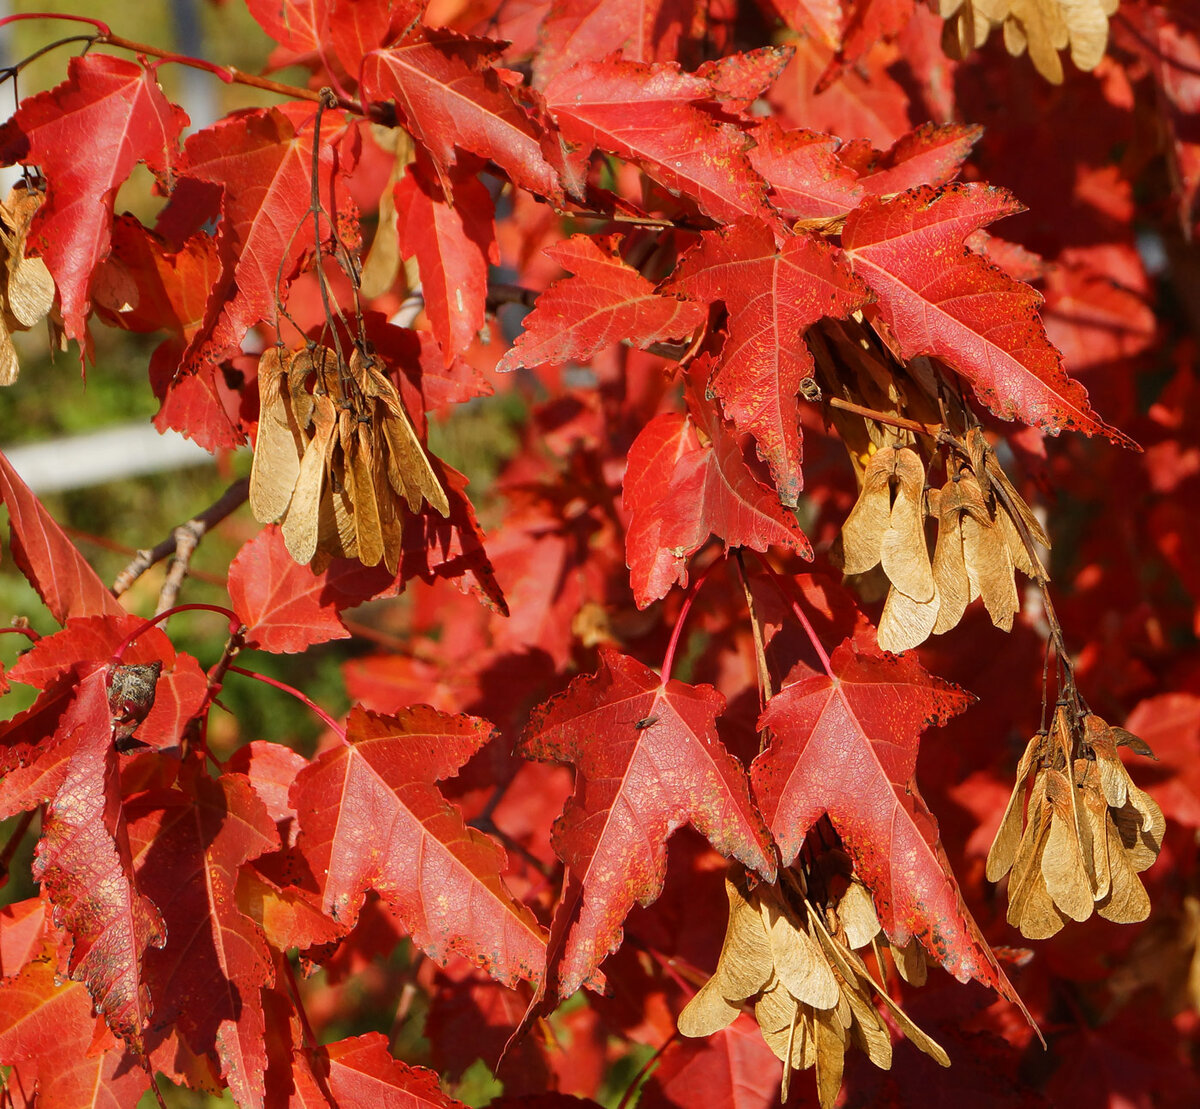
left=623, top=371, right=811, bottom=609
left=290, top=705, right=546, bottom=987
left=245, top=0, right=330, bottom=55
left=31, top=668, right=166, bottom=1048
left=395, top=157, right=498, bottom=366
left=533, top=0, right=698, bottom=86
left=0, top=677, right=84, bottom=820
left=832, top=0, right=916, bottom=77
left=320, top=1032, right=468, bottom=1106
left=747, top=121, right=864, bottom=222
left=226, top=739, right=311, bottom=847
left=752, top=640, right=1019, bottom=1001
left=92, top=215, right=221, bottom=339
left=499, top=233, right=706, bottom=373
left=6, top=615, right=170, bottom=691
left=176, top=104, right=360, bottom=374
left=360, top=29, right=561, bottom=200
left=228, top=526, right=364, bottom=654
left=0, top=450, right=126, bottom=624
left=128, top=771, right=280, bottom=1105
left=639, top=1013, right=783, bottom=1109
left=518, top=647, right=776, bottom=999
left=841, top=184, right=1135, bottom=447
left=840, top=121, right=983, bottom=197
left=0, top=956, right=149, bottom=1109
left=771, top=0, right=843, bottom=48
left=0, top=53, right=187, bottom=345
left=0, top=900, right=48, bottom=977
left=4, top=613, right=206, bottom=752
left=663, top=218, right=871, bottom=503
left=400, top=460, right=507, bottom=612
left=542, top=56, right=776, bottom=227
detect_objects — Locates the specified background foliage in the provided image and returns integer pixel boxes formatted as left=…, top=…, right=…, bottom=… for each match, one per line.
left=0, top=1, right=1199, bottom=1107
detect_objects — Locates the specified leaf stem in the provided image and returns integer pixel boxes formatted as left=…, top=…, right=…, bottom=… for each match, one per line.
left=617, top=1034, right=678, bottom=1109
left=227, top=665, right=347, bottom=741
left=734, top=551, right=774, bottom=710
left=0, top=13, right=110, bottom=34
left=659, top=556, right=721, bottom=684
left=112, top=603, right=242, bottom=662
left=756, top=556, right=833, bottom=679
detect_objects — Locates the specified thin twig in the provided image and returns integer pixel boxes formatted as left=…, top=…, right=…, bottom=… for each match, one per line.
left=559, top=206, right=693, bottom=230
left=734, top=552, right=774, bottom=756
left=112, top=478, right=249, bottom=598
left=96, top=32, right=381, bottom=119
left=826, top=396, right=942, bottom=437
left=0, top=34, right=96, bottom=79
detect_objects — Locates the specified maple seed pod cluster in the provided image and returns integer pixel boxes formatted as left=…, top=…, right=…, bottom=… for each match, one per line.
left=679, top=873, right=948, bottom=1107
left=0, top=183, right=57, bottom=386
left=987, top=709, right=1165, bottom=939
left=250, top=343, right=449, bottom=572
left=841, top=428, right=1048, bottom=653
left=940, top=0, right=1119, bottom=85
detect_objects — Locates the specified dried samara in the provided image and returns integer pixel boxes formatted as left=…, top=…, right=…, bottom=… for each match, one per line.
left=249, top=343, right=449, bottom=572
left=940, top=0, right=1118, bottom=84
left=679, top=872, right=947, bottom=1107
left=841, top=429, right=1048, bottom=654
left=987, top=708, right=1164, bottom=939
left=0, top=182, right=56, bottom=385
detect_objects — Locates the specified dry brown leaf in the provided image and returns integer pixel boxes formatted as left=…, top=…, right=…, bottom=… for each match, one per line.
left=878, top=583, right=940, bottom=653
left=250, top=348, right=304, bottom=523
left=0, top=183, right=56, bottom=385
left=716, top=877, right=776, bottom=1001
left=1097, top=812, right=1152, bottom=924
left=987, top=732, right=1044, bottom=881
left=250, top=343, right=447, bottom=572
left=347, top=422, right=385, bottom=569
left=891, top=936, right=929, bottom=987
left=677, top=977, right=742, bottom=1037
left=282, top=393, right=336, bottom=565
left=1041, top=769, right=1095, bottom=922
left=880, top=449, right=934, bottom=602
left=842, top=446, right=895, bottom=575
left=962, top=510, right=1019, bottom=631
left=760, top=894, right=840, bottom=1010
left=814, top=1006, right=847, bottom=1109
left=754, top=976, right=799, bottom=1034
left=837, top=880, right=882, bottom=950
left=810, top=901, right=949, bottom=1067
left=1005, top=773, right=1069, bottom=938
left=930, top=503, right=970, bottom=636
left=942, top=0, right=1115, bottom=83
left=1075, top=761, right=1112, bottom=900
left=1111, top=783, right=1165, bottom=874
left=843, top=982, right=892, bottom=1069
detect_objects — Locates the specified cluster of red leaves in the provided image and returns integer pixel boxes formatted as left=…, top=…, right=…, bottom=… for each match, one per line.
left=0, top=1, right=1199, bottom=1106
